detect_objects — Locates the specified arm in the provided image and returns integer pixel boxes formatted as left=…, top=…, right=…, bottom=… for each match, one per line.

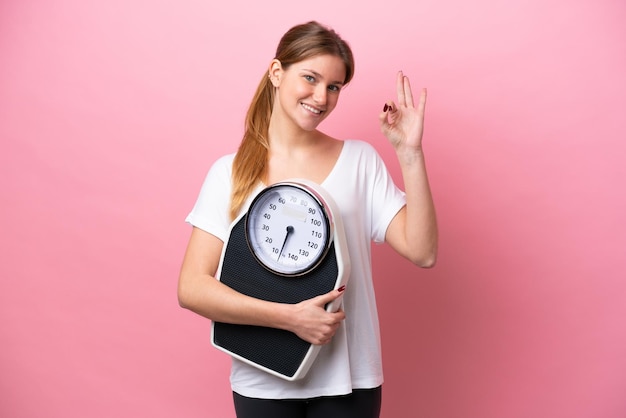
left=177, top=226, right=346, bottom=344
left=379, top=71, right=438, bottom=267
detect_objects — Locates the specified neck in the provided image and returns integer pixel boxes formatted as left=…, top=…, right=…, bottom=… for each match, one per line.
left=268, top=112, right=320, bottom=150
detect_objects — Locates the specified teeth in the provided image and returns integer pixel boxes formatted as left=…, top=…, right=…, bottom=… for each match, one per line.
left=301, top=103, right=322, bottom=114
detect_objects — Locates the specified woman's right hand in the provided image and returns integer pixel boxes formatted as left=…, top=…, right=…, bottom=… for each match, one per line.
left=288, top=288, right=346, bottom=345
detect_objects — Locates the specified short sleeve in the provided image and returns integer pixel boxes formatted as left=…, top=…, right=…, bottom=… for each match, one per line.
left=184, top=154, right=235, bottom=242
left=368, top=147, right=406, bottom=244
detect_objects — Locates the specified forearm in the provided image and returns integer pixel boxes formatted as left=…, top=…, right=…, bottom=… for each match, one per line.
left=178, top=271, right=293, bottom=330
left=178, top=270, right=345, bottom=345
left=177, top=225, right=345, bottom=345
left=397, top=148, right=438, bottom=267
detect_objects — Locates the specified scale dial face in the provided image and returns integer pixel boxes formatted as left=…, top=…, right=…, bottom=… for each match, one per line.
left=245, top=182, right=333, bottom=276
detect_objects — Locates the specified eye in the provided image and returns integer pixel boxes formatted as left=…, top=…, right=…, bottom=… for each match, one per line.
left=328, top=84, right=341, bottom=92
left=304, top=75, right=315, bottom=83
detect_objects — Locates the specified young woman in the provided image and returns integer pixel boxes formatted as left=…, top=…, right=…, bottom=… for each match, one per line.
left=178, top=21, right=438, bottom=418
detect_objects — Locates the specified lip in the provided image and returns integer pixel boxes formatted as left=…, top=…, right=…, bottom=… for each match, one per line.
left=300, top=102, right=325, bottom=115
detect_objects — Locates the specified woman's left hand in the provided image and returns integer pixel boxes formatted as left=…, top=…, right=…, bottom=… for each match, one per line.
left=379, top=71, right=427, bottom=155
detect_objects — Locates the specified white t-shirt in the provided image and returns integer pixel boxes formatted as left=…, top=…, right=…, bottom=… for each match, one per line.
left=185, top=139, right=406, bottom=399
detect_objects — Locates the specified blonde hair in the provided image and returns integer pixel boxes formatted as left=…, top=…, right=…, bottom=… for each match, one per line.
left=229, top=21, right=355, bottom=220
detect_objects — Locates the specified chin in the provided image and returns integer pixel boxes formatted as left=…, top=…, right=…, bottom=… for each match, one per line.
left=300, top=124, right=321, bottom=132
left=299, top=117, right=327, bottom=132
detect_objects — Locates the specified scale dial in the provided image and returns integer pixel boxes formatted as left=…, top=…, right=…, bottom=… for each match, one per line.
left=245, top=181, right=333, bottom=276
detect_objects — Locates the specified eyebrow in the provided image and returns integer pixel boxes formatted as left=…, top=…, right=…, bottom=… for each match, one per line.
left=302, top=69, right=345, bottom=86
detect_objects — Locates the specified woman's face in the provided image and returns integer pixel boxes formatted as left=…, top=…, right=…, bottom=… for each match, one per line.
left=271, top=54, right=347, bottom=132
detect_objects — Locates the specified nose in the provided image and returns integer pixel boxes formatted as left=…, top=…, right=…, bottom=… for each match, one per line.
left=312, top=84, right=327, bottom=105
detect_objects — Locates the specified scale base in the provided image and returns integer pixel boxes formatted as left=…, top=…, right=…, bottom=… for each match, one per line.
left=212, top=216, right=343, bottom=380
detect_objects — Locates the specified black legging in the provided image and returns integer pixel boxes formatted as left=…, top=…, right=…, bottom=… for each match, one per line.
left=232, top=386, right=382, bottom=418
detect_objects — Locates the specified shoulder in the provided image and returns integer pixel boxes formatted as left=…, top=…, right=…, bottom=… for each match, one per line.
left=341, top=140, right=385, bottom=165
left=343, top=139, right=379, bottom=154
left=195, top=153, right=237, bottom=196
left=213, top=152, right=236, bottom=169
left=205, top=152, right=236, bottom=179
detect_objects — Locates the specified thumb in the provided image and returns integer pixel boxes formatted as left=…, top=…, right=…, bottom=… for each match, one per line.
left=379, top=103, right=390, bottom=127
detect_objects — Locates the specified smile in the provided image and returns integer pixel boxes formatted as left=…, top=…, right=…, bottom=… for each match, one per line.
left=301, top=103, right=323, bottom=115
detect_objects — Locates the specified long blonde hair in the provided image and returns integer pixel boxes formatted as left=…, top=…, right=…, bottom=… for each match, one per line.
left=229, top=21, right=355, bottom=220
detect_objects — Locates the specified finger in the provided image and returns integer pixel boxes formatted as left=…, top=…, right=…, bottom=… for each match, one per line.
left=380, top=101, right=399, bottom=125
left=382, top=102, right=391, bottom=113
left=315, top=286, right=346, bottom=306
left=330, top=309, right=346, bottom=322
left=318, top=337, right=331, bottom=346
left=379, top=102, right=390, bottom=125
left=418, top=88, right=427, bottom=118
left=404, top=76, right=414, bottom=108
left=396, top=71, right=406, bottom=106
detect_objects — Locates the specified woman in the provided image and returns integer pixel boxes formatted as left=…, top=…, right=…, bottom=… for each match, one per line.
left=178, top=21, right=438, bottom=418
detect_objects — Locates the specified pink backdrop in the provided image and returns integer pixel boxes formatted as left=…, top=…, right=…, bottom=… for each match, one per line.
left=2, top=1, right=625, bottom=417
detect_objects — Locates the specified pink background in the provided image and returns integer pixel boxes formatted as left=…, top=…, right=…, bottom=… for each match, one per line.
left=2, top=1, right=625, bottom=417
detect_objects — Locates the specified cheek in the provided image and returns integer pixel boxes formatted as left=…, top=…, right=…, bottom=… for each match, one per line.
left=279, top=84, right=307, bottom=104
left=293, top=84, right=313, bottom=99
left=326, top=94, right=341, bottom=110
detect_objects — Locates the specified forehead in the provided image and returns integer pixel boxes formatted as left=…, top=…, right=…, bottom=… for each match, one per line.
left=288, top=54, right=346, bottom=82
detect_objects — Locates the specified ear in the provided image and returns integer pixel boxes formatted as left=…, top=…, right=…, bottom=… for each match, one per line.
left=268, top=59, right=283, bottom=87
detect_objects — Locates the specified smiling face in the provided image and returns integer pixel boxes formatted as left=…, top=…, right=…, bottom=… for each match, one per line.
left=270, top=54, right=347, bottom=133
